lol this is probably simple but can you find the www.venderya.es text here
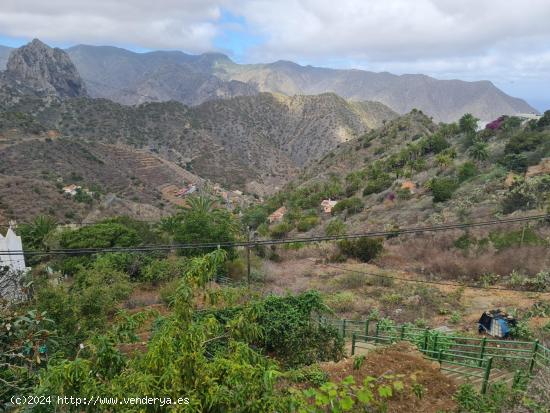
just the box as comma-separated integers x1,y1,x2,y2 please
11,395,190,407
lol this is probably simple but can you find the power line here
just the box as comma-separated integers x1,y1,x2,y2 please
314,259,550,294
0,213,547,256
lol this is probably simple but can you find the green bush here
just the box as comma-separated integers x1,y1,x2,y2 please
164,197,239,257
141,257,188,284
431,177,459,202
505,130,549,154
396,188,412,200
59,222,142,249
242,206,268,229
488,228,546,251
500,153,528,173
425,133,450,154
270,221,293,238
338,237,384,262
454,234,475,250
363,175,393,196
324,291,357,312
501,176,550,213
332,197,363,215
325,218,346,236
458,161,478,182
296,216,320,232
256,292,345,367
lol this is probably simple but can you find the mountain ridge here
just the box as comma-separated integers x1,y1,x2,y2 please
0,41,537,122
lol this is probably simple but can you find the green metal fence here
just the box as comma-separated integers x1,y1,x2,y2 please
321,316,550,393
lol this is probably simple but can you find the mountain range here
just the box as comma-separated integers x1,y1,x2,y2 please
0,40,399,222
0,41,537,122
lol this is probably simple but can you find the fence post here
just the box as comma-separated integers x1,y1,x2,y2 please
365,320,370,342
375,322,380,344
438,349,443,365
529,340,539,375
432,333,439,352
400,324,406,340
481,357,493,395
342,319,347,338
512,370,522,389
479,337,487,367
352,332,356,356
423,328,429,351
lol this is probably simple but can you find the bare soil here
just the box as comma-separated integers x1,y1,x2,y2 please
319,342,457,413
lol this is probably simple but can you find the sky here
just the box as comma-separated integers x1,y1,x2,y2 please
0,0,549,111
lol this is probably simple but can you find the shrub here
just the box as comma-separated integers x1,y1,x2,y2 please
431,177,459,202
141,258,188,284
488,228,546,251
458,161,477,182
168,198,239,257
500,153,528,172
242,205,268,229
505,130,549,154
325,218,346,236
335,272,367,289
59,222,141,249
255,291,345,366
396,188,412,200
338,237,384,262
425,133,450,154
296,216,319,232
454,234,475,250
270,221,293,238
363,175,393,196
332,197,363,215
325,291,357,312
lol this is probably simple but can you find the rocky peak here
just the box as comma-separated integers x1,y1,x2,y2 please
5,38,87,97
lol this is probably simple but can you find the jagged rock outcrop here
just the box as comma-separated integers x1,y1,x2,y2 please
3,39,87,98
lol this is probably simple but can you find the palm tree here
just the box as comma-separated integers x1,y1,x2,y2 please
20,215,57,249
468,141,489,162
186,196,213,213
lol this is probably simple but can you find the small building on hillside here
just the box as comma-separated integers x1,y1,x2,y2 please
62,184,81,196
400,180,417,194
320,199,338,214
268,206,287,224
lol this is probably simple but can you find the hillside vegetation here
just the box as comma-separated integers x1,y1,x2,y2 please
250,110,550,233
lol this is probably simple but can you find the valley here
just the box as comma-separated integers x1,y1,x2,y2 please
1,37,549,413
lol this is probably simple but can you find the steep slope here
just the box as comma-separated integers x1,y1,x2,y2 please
261,109,550,238
222,62,536,123
0,132,237,223
194,93,397,165
66,44,257,105
59,43,538,122
0,45,11,70
0,86,397,191
1,39,87,98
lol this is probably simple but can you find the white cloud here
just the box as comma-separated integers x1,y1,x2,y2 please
0,0,224,51
237,0,550,61
0,0,549,108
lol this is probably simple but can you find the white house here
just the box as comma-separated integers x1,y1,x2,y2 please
0,227,29,301
0,227,27,272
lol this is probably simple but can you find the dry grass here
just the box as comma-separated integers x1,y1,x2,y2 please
380,236,549,280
